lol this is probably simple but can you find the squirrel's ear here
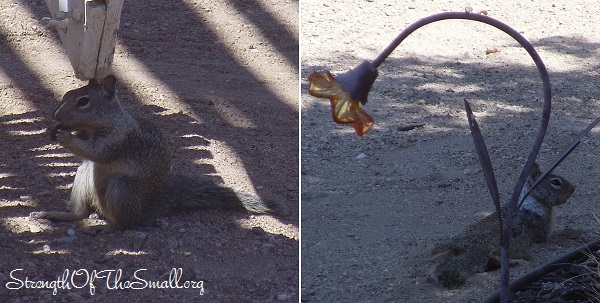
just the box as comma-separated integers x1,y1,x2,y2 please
529,162,541,179
101,75,117,96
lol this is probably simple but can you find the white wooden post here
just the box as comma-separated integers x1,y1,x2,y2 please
43,0,124,80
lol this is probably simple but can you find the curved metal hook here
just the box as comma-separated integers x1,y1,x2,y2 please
371,12,551,209
367,12,552,301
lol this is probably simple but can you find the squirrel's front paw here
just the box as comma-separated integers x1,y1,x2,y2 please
47,125,61,141
54,128,76,144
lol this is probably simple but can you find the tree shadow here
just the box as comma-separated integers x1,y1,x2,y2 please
534,35,600,59
303,34,600,133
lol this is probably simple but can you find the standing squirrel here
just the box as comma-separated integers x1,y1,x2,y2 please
429,163,575,288
33,76,277,230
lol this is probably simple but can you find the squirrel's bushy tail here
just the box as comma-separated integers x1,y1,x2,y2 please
434,260,468,288
432,250,488,288
161,173,279,214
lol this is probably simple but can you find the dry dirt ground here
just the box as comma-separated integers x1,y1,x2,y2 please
0,0,298,302
301,1,600,302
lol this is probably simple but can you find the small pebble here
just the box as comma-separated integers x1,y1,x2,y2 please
277,292,292,301
29,224,42,233
355,153,367,160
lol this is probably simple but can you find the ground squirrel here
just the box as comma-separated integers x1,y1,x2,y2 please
33,76,277,230
429,163,575,288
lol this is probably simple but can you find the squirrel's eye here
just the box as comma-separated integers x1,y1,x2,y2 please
550,178,562,187
76,97,90,108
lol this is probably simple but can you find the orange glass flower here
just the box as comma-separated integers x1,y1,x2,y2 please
307,70,374,135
